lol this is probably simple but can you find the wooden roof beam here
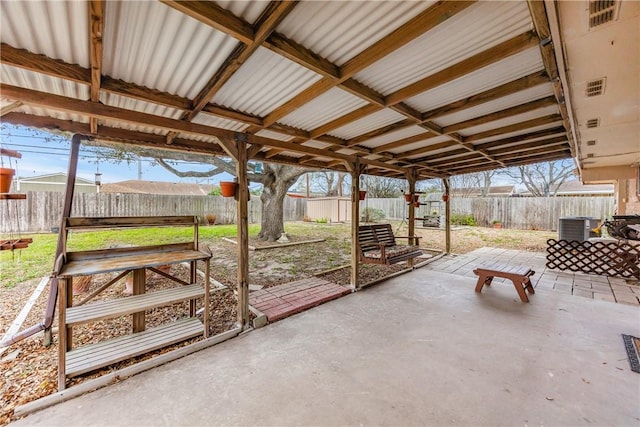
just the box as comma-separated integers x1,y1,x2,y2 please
421,71,549,121
473,126,566,151
183,1,297,121
385,31,539,106
1,84,407,175
88,0,104,134
0,101,23,116
160,1,254,44
261,0,474,127
463,114,562,143
440,96,557,134
371,132,434,154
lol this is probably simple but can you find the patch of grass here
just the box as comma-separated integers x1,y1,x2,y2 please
0,224,262,288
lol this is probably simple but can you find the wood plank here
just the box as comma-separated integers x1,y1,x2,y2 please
340,1,476,78
66,318,204,377
372,132,433,154
60,249,210,277
66,284,204,326
422,71,549,121
159,1,254,44
66,215,196,228
385,31,539,105
473,126,566,150
310,104,380,139
346,119,416,146
441,96,557,134
89,0,104,133
66,243,194,262
0,193,26,199
265,32,340,79
2,85,407,175
0,43,90,83
463,114,562,142
0,238,33,251
0,101,23,117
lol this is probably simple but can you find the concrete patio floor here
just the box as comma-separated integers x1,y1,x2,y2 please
13,257,640,426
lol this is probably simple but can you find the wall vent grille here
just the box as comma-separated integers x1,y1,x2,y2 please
586,140,597,146
586,78,606,97
586,118,600,128
589,0,619,28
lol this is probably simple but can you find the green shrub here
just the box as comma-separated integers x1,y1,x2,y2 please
315,217,329,224
361,207,386,223
450,213,476,226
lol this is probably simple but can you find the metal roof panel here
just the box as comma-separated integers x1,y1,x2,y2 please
213,1,269,25
254,129,297,142
1,65,89,100
359,126,429,149
328,109,406,140
354,2,533,95
20,105,88,125
211,47,323,117
459,105,560,135
0,0,89,67
434,84,556,127
278,88,368,131
405,48,544,113
191,113,249,132
103,1,239,99
389,135,453,154
100,93,184,120
276,1,435,66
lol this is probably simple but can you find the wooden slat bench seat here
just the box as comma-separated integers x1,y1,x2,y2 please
66,284,204,326
66,318,203,377
473,265,536,302
358,224,422,265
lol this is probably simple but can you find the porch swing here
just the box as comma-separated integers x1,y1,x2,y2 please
0,148,32,252
357,175,422,265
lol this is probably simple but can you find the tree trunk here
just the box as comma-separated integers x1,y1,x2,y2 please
258,175,295,241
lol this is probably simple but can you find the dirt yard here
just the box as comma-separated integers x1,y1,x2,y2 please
0,223,555,424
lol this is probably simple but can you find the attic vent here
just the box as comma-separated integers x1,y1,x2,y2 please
589,0,619,28
587,153,595,158
586,78,606,97
586,118,600,128
586,140,597,146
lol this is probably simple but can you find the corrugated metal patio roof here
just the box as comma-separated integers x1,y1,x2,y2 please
1,0,636,180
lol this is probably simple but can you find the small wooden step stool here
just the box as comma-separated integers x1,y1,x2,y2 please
473,265,536,302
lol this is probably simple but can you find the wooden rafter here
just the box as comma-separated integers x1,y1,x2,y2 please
462,114,562,142
88,0,104,134
0,101,23,116
421,71,549,121
1,85,414,176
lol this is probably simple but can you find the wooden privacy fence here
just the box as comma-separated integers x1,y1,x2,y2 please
1,192,306,233
339,196,614,231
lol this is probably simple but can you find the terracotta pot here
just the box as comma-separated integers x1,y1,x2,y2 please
404,194,412,202
442,194,449,202
412,194,420,203
0,168,15,193
220,181,238,197
359,190,367,201
493,223,502,229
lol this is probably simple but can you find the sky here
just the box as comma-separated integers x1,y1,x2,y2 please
0,124,236,185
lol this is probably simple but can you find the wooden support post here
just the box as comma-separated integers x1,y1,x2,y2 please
234,134,250,328
189,260,197,316
57,277,69,390
349,160,364,289
132,269,145,333
406,169,418,268
46,134,84,346
443,177,451,254
204,259,210,338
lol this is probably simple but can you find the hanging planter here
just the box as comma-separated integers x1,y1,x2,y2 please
404,194,412,202
442,194,449,202
412,194,420,203
0,168,15,193
359,190,367,201
219,181,238,197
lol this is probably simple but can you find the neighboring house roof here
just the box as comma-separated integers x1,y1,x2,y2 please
100,180,215,196
451,185,516,197
18,172,94,185
553,180,614,195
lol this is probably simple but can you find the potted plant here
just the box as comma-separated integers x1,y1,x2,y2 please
492,220,502,229
219,181,238,197
404,193,412,202
359,190,367,200
442,194,449,202
0,167,15,193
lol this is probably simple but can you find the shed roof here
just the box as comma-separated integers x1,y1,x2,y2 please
1,1,637,181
